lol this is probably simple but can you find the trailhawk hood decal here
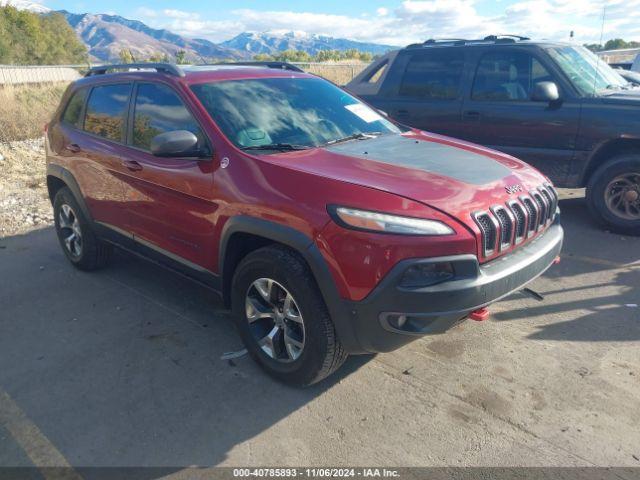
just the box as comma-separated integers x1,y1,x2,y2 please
325,133,512,185
262,130,548,224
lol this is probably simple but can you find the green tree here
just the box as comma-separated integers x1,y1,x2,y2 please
0,6,87,64
175,50,187,64
119,49,135,63
253,53,274,61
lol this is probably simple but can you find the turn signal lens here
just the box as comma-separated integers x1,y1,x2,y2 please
333,207,454,235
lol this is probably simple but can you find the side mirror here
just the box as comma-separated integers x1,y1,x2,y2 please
150,130,202,157
531,81,560,103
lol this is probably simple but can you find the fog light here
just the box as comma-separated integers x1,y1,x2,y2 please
400,262,454,288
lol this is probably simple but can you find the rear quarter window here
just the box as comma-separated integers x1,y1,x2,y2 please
61,88,88,128
84,83,132,142
399,50,465,99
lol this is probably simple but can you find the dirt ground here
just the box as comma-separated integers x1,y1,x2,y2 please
0,139,53,239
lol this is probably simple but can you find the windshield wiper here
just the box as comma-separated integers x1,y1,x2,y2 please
324,132,382,146
241,143,310,152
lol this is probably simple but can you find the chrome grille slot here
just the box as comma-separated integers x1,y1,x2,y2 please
493,207,513,250
473,212,497,257
544,184,559,220
509,201,527,243
540,188,554,222
532,191,547,228
522,197,538,236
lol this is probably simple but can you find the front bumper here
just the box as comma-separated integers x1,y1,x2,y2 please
343,222,563,353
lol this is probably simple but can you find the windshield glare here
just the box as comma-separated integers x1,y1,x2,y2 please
547,45,628,95
191,77,401,149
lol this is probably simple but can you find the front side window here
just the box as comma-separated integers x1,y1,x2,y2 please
547,45,627,96
62,88,88,128
472,51,552,101
84,83,132,142
191,77,401,149
132,83,204,151
398,50,464,99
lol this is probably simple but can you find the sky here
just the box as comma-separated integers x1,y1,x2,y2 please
27,0,640,46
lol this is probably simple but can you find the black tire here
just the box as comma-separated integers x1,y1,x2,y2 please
53,187,112,270
586,154,640,234
231,245,348,387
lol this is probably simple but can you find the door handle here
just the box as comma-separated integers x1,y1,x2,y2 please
65,143,81,153
463,111,481,120
122,159,143,172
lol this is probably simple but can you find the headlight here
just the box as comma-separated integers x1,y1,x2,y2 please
331,206,454,235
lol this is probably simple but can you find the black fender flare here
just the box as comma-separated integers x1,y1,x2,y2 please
46,164,93,222
219,216,361,353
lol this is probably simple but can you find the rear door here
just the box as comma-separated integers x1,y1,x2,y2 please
460,47,581,183
374,48,467,138
57,83,133,231
117,81,218,270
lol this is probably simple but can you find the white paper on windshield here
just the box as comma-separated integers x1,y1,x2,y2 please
345,103,383,123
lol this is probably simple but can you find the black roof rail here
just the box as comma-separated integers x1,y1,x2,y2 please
483,35,530,42
86,63,185,77
207,61,304,72
406,35,531,49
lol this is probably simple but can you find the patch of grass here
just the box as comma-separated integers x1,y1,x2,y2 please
0,82,69,143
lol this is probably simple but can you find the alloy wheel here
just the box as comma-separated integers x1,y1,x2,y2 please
604,173,640,221
58,204,83,257
245,278,305,362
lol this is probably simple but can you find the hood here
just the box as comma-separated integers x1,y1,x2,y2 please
599,88,640,106
265,130,548,230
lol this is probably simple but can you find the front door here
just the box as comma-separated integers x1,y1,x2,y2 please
461,49,580,183
118,81,218,271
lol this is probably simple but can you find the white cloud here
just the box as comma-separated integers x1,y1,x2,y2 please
134,0,640,45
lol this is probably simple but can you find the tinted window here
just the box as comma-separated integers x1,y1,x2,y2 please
472,51,551,101
191,77,401,149
84,83,132,142
62,88,87,127
132,83,204,151
399,51,464,99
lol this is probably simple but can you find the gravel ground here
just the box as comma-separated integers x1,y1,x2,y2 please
0,138,53,238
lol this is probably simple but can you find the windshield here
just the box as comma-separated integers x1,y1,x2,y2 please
191,77,401,150
547,45,628,95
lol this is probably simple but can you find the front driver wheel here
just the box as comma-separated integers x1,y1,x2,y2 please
586,154,640,234
231,245,348,386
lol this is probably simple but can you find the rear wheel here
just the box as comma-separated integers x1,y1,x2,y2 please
231,245,348,386
586,154,640,234
53,187,112,270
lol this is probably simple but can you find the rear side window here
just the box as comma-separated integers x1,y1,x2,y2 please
132,83,204,151
472,51,551,101
84,83,132,142
62,88,88,128
399,50,464,99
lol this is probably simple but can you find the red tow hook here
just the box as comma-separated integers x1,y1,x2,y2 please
553,256,561,265
469,307,490,322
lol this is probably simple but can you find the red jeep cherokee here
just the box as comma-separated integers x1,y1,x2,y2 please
46,62,563,386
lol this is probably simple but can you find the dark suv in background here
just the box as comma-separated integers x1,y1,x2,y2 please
347,36,640,233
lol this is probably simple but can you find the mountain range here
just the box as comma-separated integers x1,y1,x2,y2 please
1,0,395,62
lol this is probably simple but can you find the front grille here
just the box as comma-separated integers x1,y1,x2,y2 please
493,207,513,249
509,201,527,242
532,192,547,228
474,212,496,256
522,197,538,235
473,183,557,259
